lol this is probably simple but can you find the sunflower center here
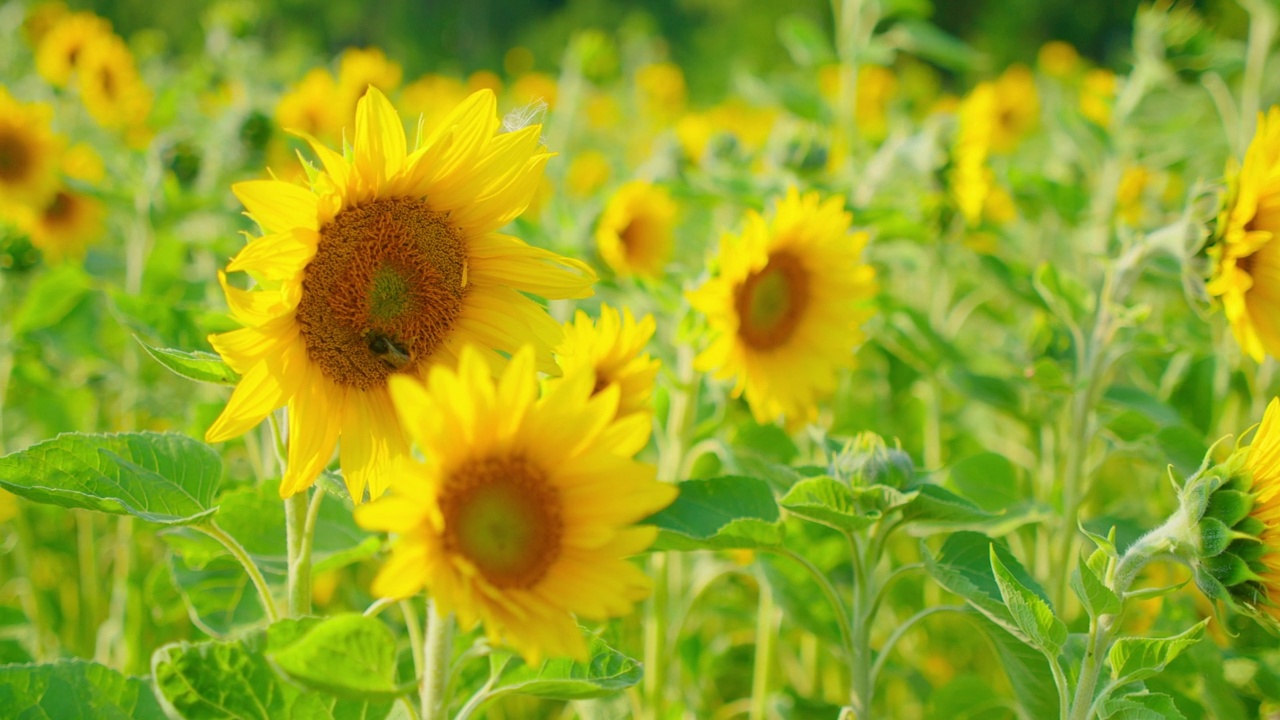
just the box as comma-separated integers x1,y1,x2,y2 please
43,192,74,226
1239,250,1258,278
734,250,811,350
440,454,563,589
619,219,644,260
0,130,30,182
295,197,468,390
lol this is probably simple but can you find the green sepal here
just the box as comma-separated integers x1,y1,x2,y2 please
1203,552,1260,587
1197,517,1233,558
1227,536,1265,564
1204,489,1253,528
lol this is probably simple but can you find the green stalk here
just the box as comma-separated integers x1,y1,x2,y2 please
76,512,100,654
749,573,777,720
847,534,873,718
421,600,455,720
402,600,425,680
1240,0,1277,145
285,492,312,617
196,522,279,623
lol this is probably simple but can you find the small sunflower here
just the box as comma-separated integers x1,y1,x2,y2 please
355,345,676,663
0,88,62,208
565,149,611,198
1208,107,1280,362
989,65,1038,153
595,181,676,278
399,74,470,135
688,187,876,426
276,68,344,143
34,10,110,87
951,83,996,226
205,87,595,501
76,33,152,134
14,186,103,263
336,47,402,116
556,304,660,422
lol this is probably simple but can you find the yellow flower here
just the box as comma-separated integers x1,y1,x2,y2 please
820,64,899,141
205,87,596,501
990,65,1038,153
337,47,402,110
35,10,110,87
585,93,621,130
0,488,15,524
14,187,104,263
595,181,676,278
556,304,660,422
61,143,104,184
951,83,996,225
276,68,344,143
675,100,778,163
1208,108,1280,362
1081,69,1116,127
355,345,675,663
687,188,877,426
1243,398,1280,619
1037,41,1081,79
511,72,558,111
0,88,62,208
399,74,470,134
1116,165,1150,226
468,70,503,96
77,33,152,134
636,62,686,123
566,150,610,198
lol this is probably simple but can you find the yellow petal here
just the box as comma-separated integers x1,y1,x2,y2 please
353,86,406,189
232,180,319,234
281,366,344,496
339,388,410,502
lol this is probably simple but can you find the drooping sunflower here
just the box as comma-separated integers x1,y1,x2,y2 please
0,88,62,208
205,87,596,501
1208,107,1280,363
687,187,877,426
556,304,660,422
34,10,110,87
595,181,676,278
13,186,103,263
355,345,676,663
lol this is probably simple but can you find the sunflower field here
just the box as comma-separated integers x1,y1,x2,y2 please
5,0,1280,718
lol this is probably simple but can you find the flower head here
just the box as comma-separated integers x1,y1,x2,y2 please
687,188,877,426
595,181,676,278
356,346,675,663
76,33,152,138
1208,107,1280,362
556,304,660,423
13,187,103,263
35,10,110,87
205,87,595,501
0,88,62,208
276,68,344,143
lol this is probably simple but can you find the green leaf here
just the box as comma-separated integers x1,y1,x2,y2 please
0,659,167,719
882,19,982,71
151,619,394,720
1071,550,1122,618
138,338,240,385
899,484,999,534
494,634,642,700
948,453,1018,512
925,532,1052,641
1108,619,1209,684
990,546,1067,656
643,476,784,551
948,369,1022,417
957,611,1061,719
1157,425,1211,479
12,264,91,336
777,14,834,66
268,614,403,701
1099,692,1187,720
779,476,879,532
0,432,221,525
169,554,268,638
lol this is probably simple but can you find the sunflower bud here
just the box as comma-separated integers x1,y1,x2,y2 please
830,432,914,489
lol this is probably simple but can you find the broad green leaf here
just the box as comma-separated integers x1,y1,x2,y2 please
0,432,221,525
925,532,1051,640
151,619,394,720
163,481,377,576
957,611,1061,719
644,476,784,551
1099,692,1186,720
1157,425,1211,479
1071,550,1121,618
779,476,878,532
899,484,1001,535
12,264,91,336
948,453,1018,512
990,546,1067,656
1109,619,1209,684
170,554,269,638
493,634,642,700
268,614,403,701
0,659,166,720
948,370,1022,417
138,338,240,385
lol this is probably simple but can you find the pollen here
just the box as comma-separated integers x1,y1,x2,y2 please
439,453,563,589
295,197,468,389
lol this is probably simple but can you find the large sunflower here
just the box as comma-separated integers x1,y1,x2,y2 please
556,304,660,422
206,87,596,501
0,88,62,208
688,187,877,426
355,345,675,663
1208,107,1280,362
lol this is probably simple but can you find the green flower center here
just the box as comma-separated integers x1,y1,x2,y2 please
734,250,810,350
440,454,563,589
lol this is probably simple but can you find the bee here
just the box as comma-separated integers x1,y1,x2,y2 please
367,331,412,370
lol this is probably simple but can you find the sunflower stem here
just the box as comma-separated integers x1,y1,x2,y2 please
285,491,312,617
421,599,455,720
749,571,777,720
196,522,279,623
1240,0,1277,146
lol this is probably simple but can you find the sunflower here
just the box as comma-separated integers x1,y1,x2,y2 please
1080,69,1116,127
556,304,660,422
399,74,470,135
14,186,103,263
0,88,62,208
336,47,402,117
595,181,676,278
1208,107,1280,363
566,150,611,198
34,10,110,87
951,83,996,226
355,345,675,663
276,68,344,143
687,187,877,426
76,33,152,134
989,64,1037,153
635,62,686,123
1242,398,1280,619
205,87,596,501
